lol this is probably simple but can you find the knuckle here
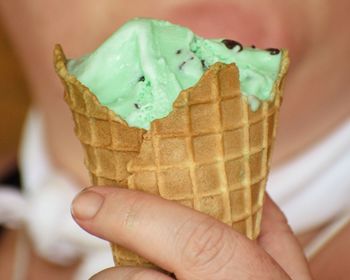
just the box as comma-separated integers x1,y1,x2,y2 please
129,269,167,280
118,191,147,229
129,269,147,280
178,217,234,273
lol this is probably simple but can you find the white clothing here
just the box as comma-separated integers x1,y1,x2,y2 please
268,118,350,234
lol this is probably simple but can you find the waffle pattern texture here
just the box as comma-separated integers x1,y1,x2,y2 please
54,44,289,268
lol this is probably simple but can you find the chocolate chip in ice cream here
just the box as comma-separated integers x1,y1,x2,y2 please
221,39,243,52
201,59,208,70
179,61,186,70
138,76,145,82
265,48,280,55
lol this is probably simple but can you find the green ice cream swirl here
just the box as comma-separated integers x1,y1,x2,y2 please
67,18,282,130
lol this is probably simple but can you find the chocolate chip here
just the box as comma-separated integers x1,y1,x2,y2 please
251,45,256,49
201,59,207,70
265,48,280,55
134,103,140,109
179,61,186,70
190,56,194,60
221,39,243,52
138,76,145,82
176,49,181,54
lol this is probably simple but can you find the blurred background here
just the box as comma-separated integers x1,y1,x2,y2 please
0,22,30,181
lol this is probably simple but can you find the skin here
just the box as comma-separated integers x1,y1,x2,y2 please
0,0,349,278
71,188,312,279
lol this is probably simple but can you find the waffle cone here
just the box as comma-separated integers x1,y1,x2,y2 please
54,44,289,269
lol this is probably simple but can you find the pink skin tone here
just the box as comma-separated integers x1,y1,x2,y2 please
0,0,349,278
72,187,312,279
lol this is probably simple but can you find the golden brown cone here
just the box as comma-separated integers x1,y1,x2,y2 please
54,44,289,269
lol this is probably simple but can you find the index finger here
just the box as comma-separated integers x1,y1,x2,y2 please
72,186,289,279
259,194,312,280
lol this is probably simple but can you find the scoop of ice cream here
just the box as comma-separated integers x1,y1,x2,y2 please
67,18,283,130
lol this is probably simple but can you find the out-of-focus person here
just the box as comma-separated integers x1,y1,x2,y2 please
0,1,349,279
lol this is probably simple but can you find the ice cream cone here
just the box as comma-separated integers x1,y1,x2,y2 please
54,44,289,269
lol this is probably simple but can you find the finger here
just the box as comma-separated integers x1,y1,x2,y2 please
90,266,172,280
259,193,312,279
72,187,289,280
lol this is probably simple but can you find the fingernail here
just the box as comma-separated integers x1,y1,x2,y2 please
71,190,104,220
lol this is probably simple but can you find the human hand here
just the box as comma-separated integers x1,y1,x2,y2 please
71,187,312,279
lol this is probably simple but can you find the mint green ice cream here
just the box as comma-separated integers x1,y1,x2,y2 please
67,18,283,130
